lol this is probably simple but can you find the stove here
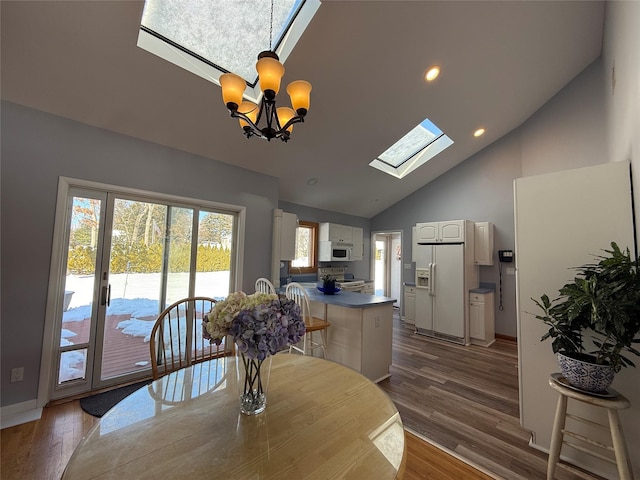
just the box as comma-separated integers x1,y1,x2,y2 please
317,267,365,293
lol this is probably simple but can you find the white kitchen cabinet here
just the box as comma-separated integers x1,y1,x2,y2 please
352,227,363,260
404,284,416,325
469,290,495,346
271,209,298,286
319,222,353,244
415,220,465,243
474,222,494,265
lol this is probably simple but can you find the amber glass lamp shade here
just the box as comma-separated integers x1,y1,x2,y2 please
276,107,296,133
286,80,312,116
256,56,285,98
220,73,247,111
238,101,259,129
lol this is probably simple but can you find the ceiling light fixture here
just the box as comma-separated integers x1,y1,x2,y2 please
219,0,311,142
425,66,440,82
474,128,486,137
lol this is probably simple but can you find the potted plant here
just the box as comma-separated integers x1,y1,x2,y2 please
532,242,640,392
321,274,337,295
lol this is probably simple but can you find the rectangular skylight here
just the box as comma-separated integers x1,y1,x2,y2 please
138,0,320,103
369,118,453,179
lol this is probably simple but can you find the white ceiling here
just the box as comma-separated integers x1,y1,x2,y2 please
1,1,604,218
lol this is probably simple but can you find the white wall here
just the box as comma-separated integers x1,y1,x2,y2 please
515,162,637,478
603,0,640,244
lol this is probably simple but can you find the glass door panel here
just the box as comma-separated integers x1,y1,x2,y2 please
99,199,187,382
195,210,234,299
165,206,194,305
57,195,104,387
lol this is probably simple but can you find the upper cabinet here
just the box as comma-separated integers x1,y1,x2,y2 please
320,222,353,244
319,222,364,261
415,220,465,243
474,222,494,265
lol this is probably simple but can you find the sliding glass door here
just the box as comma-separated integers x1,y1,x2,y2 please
52,187,237,399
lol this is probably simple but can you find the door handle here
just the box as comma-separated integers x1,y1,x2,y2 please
429,263,435,295
101,284,111,306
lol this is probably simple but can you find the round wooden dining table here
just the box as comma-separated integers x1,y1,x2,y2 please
62,353,406,479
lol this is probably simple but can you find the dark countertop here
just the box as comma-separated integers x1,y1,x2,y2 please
469,287,495,294
278,284,396,308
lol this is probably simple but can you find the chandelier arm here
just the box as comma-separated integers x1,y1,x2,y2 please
229,110,260,134
279,115,304,132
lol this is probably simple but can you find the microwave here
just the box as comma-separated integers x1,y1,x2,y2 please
319,241,353,261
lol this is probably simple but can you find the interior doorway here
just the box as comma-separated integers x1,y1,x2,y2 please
372,231,402,307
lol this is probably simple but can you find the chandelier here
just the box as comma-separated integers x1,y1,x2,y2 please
218,2,312,142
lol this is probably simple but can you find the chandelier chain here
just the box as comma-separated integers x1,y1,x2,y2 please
269,0,274,51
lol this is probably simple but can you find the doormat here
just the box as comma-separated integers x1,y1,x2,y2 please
80,380,152,417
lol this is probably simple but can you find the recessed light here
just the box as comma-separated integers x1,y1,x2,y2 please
473,128,486,137
307,177,318,185
425,66,440,82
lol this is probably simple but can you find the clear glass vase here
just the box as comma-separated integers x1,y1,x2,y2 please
235,351,272,415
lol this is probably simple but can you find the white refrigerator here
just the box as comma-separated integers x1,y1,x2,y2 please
414,243,468,343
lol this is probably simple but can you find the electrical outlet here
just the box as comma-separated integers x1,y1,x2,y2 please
506,267,515,275
11,367,24,383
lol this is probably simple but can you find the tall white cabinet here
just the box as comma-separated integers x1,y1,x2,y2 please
271,209,297,286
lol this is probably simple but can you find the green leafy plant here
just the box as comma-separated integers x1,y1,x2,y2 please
321,274,336,284
532,242,640,373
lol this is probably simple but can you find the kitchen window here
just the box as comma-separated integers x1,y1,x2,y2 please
291,221,317,273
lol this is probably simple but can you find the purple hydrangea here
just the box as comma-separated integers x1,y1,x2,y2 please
228,298,305,360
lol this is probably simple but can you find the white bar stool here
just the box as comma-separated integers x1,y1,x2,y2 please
547,374,633,480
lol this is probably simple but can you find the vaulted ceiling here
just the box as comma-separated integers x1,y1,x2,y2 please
1,1,604,218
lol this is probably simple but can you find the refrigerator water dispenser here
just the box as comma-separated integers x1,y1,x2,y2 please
416,268,430,289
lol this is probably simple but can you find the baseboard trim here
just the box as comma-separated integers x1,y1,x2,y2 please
495,333,517,343
1,400,42,429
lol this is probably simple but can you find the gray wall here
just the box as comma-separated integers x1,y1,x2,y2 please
0,101,279,407
371,58,607,337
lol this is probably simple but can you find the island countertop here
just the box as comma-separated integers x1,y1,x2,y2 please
278,284,395,308
309,289,396,308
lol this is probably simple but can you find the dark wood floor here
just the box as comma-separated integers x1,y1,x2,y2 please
378,315,603,480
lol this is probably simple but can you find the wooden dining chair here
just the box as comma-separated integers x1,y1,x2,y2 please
285,282,330,359
255,277,277,295
149,296,229,379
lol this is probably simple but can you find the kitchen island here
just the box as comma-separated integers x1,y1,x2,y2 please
286,285,396,382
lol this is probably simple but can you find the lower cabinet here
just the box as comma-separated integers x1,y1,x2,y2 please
469,290,495,346
404,285,416,325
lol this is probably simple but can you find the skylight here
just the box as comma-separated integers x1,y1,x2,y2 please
369,118,454,179
138,0,320,103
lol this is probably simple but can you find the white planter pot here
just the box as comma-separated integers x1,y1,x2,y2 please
557,352,615,393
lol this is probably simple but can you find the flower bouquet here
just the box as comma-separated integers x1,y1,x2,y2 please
203,291,305,414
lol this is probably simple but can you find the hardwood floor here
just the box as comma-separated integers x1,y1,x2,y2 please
1,315,605,480
379,316,603,480
0,399,491,480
